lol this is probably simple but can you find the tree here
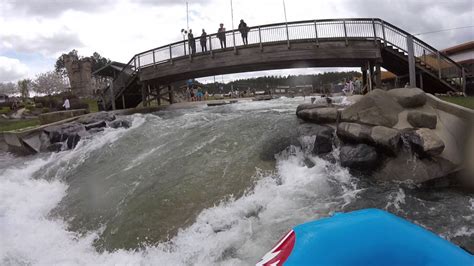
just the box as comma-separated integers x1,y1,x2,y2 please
32,71,69,96
90,52,111,73
55,49,79,77
17,79,31,99
0,82,18,95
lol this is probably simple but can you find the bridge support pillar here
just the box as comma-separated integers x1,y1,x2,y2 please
168,85,174,104
368,61,374,92
418,73,423,90
406,35,417,88
141,83,147,107
375,63,381,89
361,65,367,92
110,82,116,110
122,94,126,109
156,85,162,106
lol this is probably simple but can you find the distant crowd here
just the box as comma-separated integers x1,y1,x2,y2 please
186,19,250,54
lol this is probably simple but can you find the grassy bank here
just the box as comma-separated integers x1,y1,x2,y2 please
438,96,474,110
0,118,40,132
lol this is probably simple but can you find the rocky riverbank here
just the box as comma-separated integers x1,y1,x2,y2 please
296,88,474,187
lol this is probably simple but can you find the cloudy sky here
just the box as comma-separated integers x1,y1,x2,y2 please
0,0,472,83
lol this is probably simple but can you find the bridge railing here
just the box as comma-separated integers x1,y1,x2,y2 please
105,18,464,108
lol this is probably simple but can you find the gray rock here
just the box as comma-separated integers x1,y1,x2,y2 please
77,111,116,124
88,127,105,134
341,89,403,127
297,107,338,123
47,143,64,152
404,128,445,156
297,123,335,154
374,152,456,183
387,87,427,108
44,123,86,143
85,120,107,130
407,110,437,129
296,103,328,114
370,126,401,155
339,144,379,170
337,122,371,143
109,119,131,129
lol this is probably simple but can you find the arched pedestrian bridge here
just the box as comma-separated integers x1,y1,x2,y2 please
96,18,467,110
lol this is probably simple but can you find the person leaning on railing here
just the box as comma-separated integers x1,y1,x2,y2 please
188,29,196,54
200,29,208,52
217,23,226,48
238,19,249,45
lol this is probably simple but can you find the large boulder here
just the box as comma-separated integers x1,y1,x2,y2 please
387,87,427,108
341,89,403,127
337,122,371,143
374,152,456,183
296,103,328,114
403,128,445,156
339,144,379,170
407,110,437,129
370,126,401,155
297,123,335,154
297,107,338,123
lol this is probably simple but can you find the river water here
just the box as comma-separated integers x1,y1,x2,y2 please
1,97,473,265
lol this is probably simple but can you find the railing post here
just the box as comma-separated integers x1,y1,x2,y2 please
406,35,416,87
137,55,141,70
314,20,319,47
285,23,290,49
153,50,156,68
209,35,213,57
232,30,237,54
258,26,263,51
422,49,426,65
343,19,348,46
381,21,386,46
372,19,377,45
183,40,187,56
133,57,137,70
169,45,173,64
437,51,442,79
462,67,466,96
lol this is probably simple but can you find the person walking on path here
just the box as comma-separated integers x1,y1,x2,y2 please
238,19,249,45
188,29,196,54
62,98,70,110
200,29,208,52
217,23,226,49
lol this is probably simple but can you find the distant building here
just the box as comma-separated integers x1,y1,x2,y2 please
0,94,9,103
441,41,474,95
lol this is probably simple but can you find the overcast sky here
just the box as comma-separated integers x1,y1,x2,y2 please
0,0,472,83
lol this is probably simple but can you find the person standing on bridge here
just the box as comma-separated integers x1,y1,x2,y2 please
217,23,226,49
238,19,250,45
188,29,196,54
200,29,208,52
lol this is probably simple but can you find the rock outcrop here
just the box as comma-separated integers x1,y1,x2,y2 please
295,87,473,186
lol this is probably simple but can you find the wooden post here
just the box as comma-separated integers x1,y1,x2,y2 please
406,35,416,87
362,65,368,90
462,67,466,96
258,27,263,51
122,94,126,109
375,62,381,88
141,83,147,107
153,50,156,67
168,85,174,104
368,61,374,92
314,20,319,47
437,51,442,79
110,81,116,110
209,35,213,57
169,45,173,64
418,73,423,90
157,86,161,106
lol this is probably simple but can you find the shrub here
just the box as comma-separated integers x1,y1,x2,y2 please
42,107,50,113
35,102,43,109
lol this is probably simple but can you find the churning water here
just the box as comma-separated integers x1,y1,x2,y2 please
1,97,473,265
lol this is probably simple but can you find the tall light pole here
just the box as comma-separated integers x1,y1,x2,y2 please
230,0,236,52
186,1,189,30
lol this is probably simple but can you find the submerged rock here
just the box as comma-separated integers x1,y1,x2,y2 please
77,111,116,124
339,144,379,170
44,123,86,143
109,119,131,129
387,87,427,108
407,110,437,129
296,103,328,114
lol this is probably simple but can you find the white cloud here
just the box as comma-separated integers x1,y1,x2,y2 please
0,56,29,82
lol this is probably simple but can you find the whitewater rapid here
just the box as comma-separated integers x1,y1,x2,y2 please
1,98,472,265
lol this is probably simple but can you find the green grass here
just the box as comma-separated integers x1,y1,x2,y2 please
0,107,11,114
439,96,474,110
84,99,99,113
0,118,40,132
